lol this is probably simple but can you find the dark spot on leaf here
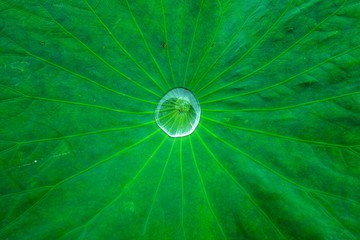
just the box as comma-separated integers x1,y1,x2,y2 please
285,27,294,33
297,80,319,88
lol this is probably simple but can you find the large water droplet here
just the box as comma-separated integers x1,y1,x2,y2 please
155,88,201,138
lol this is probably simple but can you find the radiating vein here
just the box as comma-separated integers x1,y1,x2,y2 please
15,121,154,145
0,129,161,235
200,124,359,204
189,136,227,239
58,135,168,240
183,0,204,87
142,140,175,235
23,95,153,115
188,0,224,89
161,0,176,87
41,6,162,98
199,0,348,99
0,185,51,225
124,0,171,90
0,186,52,200
199,123,305,187
191,2,261,90
196,0,294,94
305,192,355,238
309,189,360,207
0,96,26,104
180,138,186,239
0,144,18,155
202,116,353,148
83,0,167,92
349,148,360,160
200,44,360,103
202,91,360,112
4,37,157,105
0,84,24,96
196,130,287,239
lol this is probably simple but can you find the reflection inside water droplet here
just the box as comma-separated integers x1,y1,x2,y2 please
155,88,201,138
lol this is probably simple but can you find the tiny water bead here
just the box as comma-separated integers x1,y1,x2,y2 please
155,88,201,138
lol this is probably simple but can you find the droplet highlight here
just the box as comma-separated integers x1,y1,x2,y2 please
155,88,201,138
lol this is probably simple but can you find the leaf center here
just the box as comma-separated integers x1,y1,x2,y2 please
155,88,201,138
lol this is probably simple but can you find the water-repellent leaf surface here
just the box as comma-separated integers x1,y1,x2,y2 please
1,0,360,239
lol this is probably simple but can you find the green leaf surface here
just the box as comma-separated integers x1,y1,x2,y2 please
1,0,360,239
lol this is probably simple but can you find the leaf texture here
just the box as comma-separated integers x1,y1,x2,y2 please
0,0,359,239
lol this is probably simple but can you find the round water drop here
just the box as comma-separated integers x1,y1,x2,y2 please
155,88,201,138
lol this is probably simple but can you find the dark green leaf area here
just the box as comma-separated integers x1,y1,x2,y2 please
1,0,359,239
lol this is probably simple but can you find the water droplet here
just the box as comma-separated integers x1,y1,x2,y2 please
155,88,201,138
